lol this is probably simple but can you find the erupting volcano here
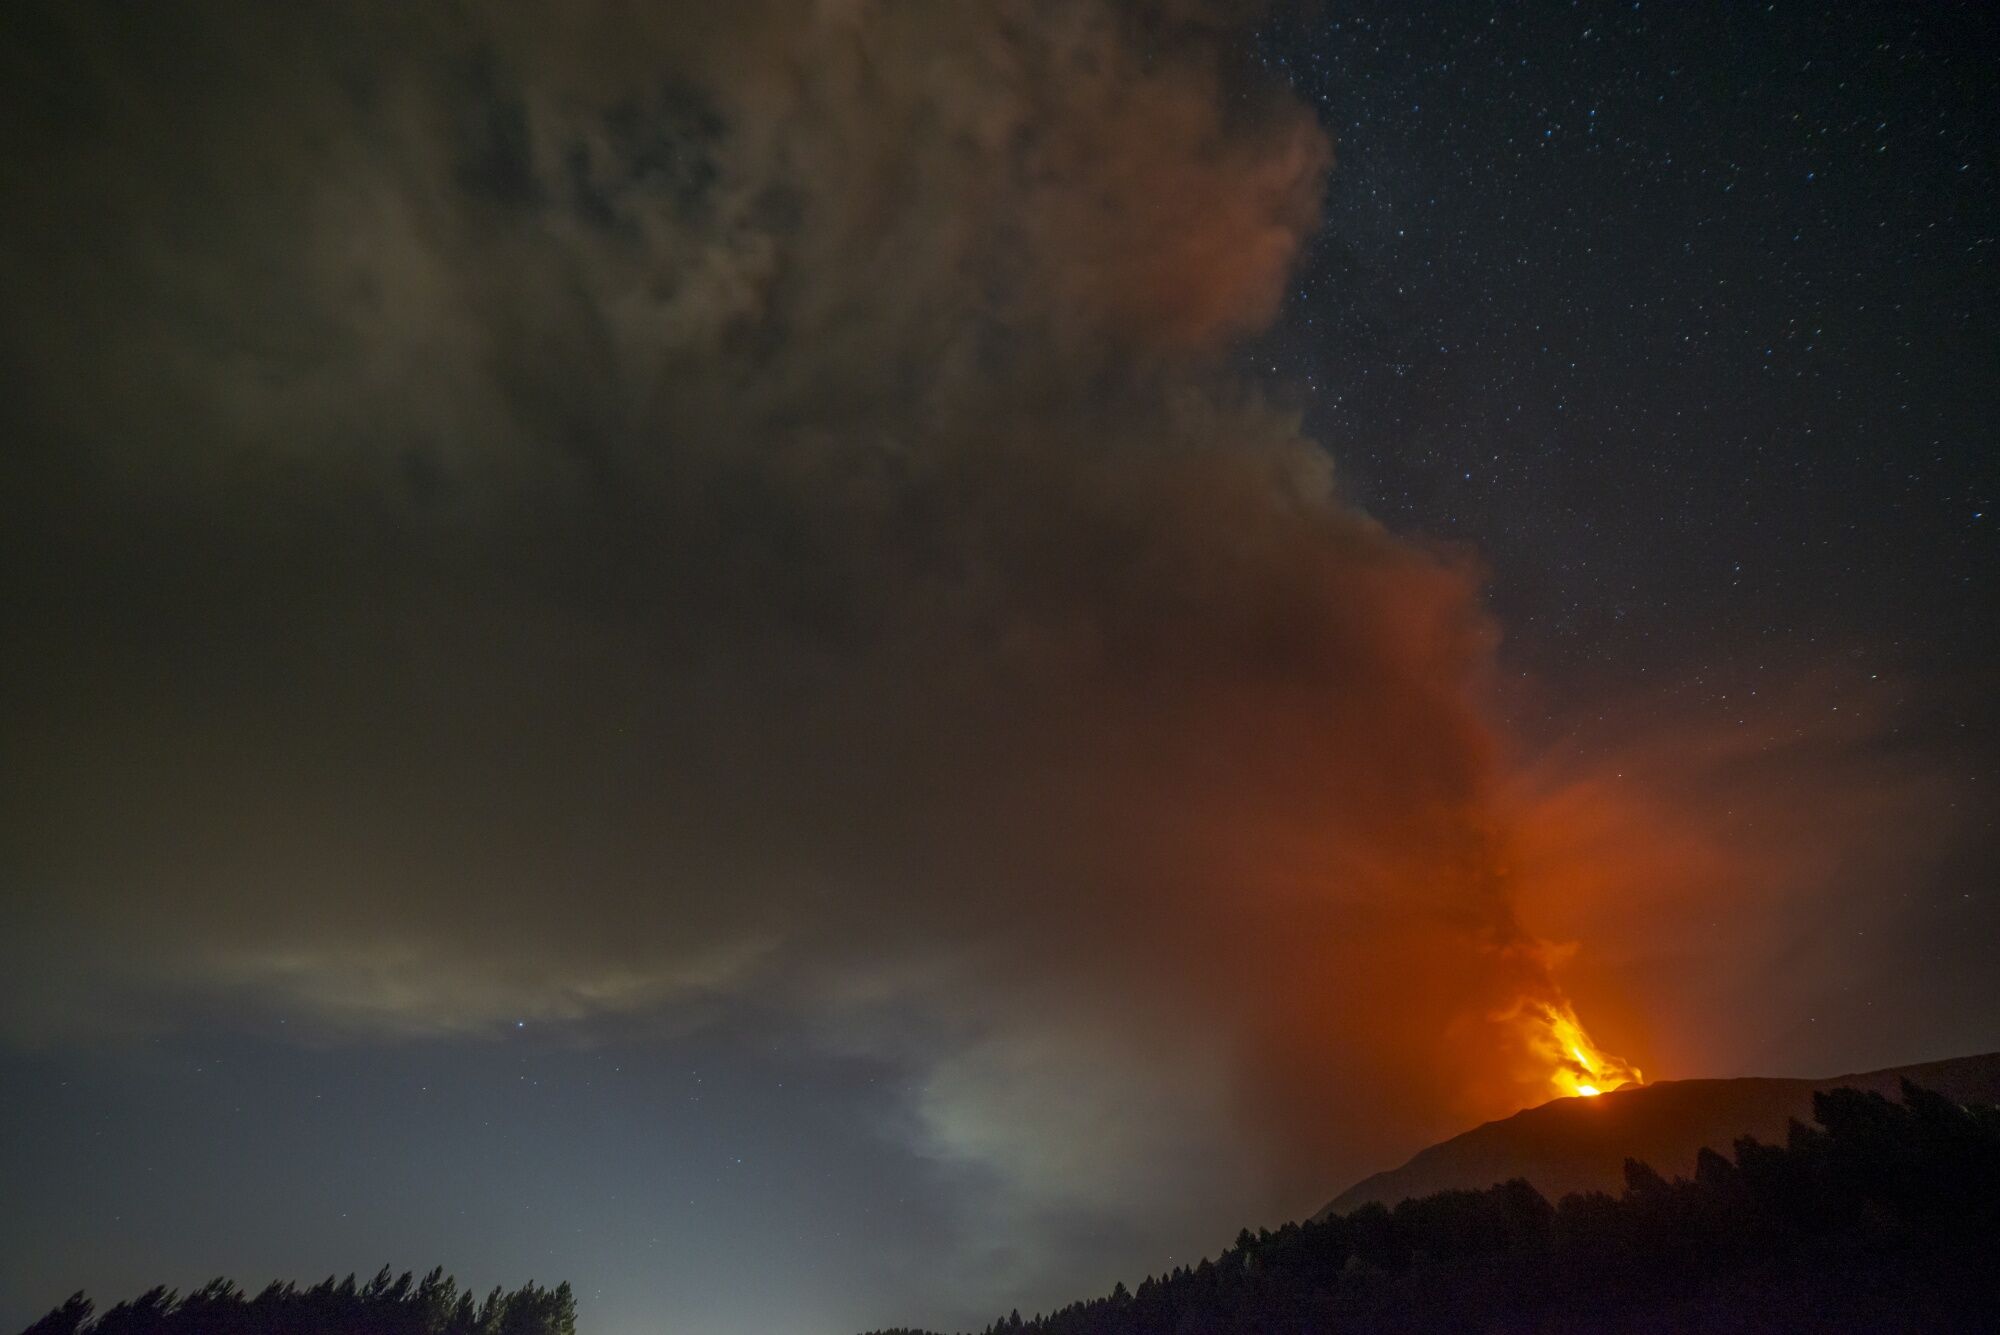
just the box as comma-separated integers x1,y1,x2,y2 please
1484,935,1647,1106
1521,998,1644,1101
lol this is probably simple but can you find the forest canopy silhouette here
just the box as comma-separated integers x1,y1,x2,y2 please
856,1081,2000,1335
25,1082,2000,1335
19,1271,573,1335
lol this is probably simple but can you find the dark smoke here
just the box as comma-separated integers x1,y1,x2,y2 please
0,0,1971,1299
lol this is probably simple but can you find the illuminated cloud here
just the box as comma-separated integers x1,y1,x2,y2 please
1,0,1981,1300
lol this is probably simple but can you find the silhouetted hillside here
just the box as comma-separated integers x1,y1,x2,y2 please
1321,1050,2000,1216
866,1080,2000,1335
15,1269,573,1335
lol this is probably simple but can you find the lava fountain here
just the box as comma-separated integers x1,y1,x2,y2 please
1518,997,1644,1099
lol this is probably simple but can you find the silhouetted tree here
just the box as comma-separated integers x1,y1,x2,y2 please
898,1082,2000,1335
19,1295,91,1335
17,1273,574,1335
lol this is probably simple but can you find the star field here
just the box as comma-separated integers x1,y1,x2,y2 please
1253,0,1995,695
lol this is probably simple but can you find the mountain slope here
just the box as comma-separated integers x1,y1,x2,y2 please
1317,1050,2000,1218
882,1070,2000,1335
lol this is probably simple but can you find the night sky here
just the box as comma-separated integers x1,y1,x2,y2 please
2,5,1994,1335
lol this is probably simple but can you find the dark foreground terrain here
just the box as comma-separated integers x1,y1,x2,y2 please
867,1080,2000,1335
20,1081,1999,1335
18,1274,573,1335
1322,1050,2000,1216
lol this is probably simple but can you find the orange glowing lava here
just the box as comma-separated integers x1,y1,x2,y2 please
1520,997,1643,1101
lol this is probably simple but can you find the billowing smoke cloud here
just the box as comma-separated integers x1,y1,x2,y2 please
0,0,1976,1303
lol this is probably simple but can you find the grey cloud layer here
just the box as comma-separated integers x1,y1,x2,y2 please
15,2,1884,1298
7,7,1979,1307
3,0,1513,1222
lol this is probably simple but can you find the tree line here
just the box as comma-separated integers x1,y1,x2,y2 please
23,1081,1998,1335
867,1080,2000,1335
18,1269,574,1335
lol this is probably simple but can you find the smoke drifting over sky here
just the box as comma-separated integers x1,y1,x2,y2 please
2,2,1993,1329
